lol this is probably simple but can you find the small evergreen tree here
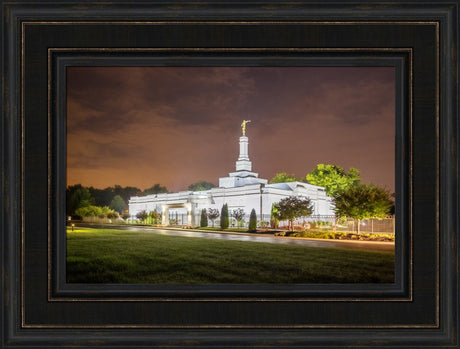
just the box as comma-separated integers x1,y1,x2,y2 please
109,194,127,214
220,203,229,229
200,208,208,227
248,208,257,232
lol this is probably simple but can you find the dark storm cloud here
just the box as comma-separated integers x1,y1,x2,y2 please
67,67,255,133
67,137,146,169
67,66,395,191
244,67,394,127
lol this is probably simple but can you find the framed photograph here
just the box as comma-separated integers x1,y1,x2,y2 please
2,1,458,348
65,64,396,286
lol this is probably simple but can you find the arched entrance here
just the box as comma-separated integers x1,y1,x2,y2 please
161,202,193,227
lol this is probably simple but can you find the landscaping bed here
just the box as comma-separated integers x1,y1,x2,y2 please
274,230,395,242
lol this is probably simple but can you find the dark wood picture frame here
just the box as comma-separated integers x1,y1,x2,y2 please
1,1,458,348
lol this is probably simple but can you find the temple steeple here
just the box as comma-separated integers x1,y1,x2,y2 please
218,121,268,188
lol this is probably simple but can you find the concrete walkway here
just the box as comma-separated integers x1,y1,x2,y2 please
75,224,395,252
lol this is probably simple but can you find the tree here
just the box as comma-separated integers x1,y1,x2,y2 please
89,186,114,207
113,185,142,202
248,208,257,232
305,164,360,197
274,196,313,231
207,208,220,227
200,209,208,227
188,181,216,191
66,184,95,216
89,185,142,207
334,184,393,234
231,208,246,227
220,204,229,229
136,210,148,221
75,205,102,218
110,195,127,214
143,184,168,195
270,203,280,229
268,172,301,184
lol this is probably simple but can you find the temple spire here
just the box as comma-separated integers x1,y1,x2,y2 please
218,120,267,188
236,120,252,172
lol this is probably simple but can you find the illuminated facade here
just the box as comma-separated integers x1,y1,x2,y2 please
128,134,334,226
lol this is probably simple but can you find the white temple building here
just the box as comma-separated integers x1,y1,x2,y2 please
128,122,335,226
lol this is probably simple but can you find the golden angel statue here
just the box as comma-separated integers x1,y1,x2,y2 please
241,120,251,136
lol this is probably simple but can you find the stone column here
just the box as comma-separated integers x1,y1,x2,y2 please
238,136,249,160
235,136,252,171
185,203,192,227
161,205,169,226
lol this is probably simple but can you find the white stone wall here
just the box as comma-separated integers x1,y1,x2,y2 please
128,181,335,224
209,184,262,216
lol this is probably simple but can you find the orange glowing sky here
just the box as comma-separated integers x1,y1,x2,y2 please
67,66,395,192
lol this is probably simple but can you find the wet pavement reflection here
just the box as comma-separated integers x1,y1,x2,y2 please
116,226,394,251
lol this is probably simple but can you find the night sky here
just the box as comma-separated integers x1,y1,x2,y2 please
67,66,395,193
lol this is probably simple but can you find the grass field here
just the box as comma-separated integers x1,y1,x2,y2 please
67,227,395,283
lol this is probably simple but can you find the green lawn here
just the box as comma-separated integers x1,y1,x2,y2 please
67,227,395,283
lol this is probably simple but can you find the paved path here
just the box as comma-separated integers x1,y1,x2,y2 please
77,224,394,251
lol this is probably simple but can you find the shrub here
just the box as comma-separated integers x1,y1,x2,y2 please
147,211,161,224
75,205,102,218
107,211,119,219
283,231,395,242
136,210,148,221
200,209,208,227
220,204,229,229
259,221,269,228
248,209,257,232
101,206,112,215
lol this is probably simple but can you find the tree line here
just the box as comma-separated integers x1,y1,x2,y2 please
66,181,216,218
